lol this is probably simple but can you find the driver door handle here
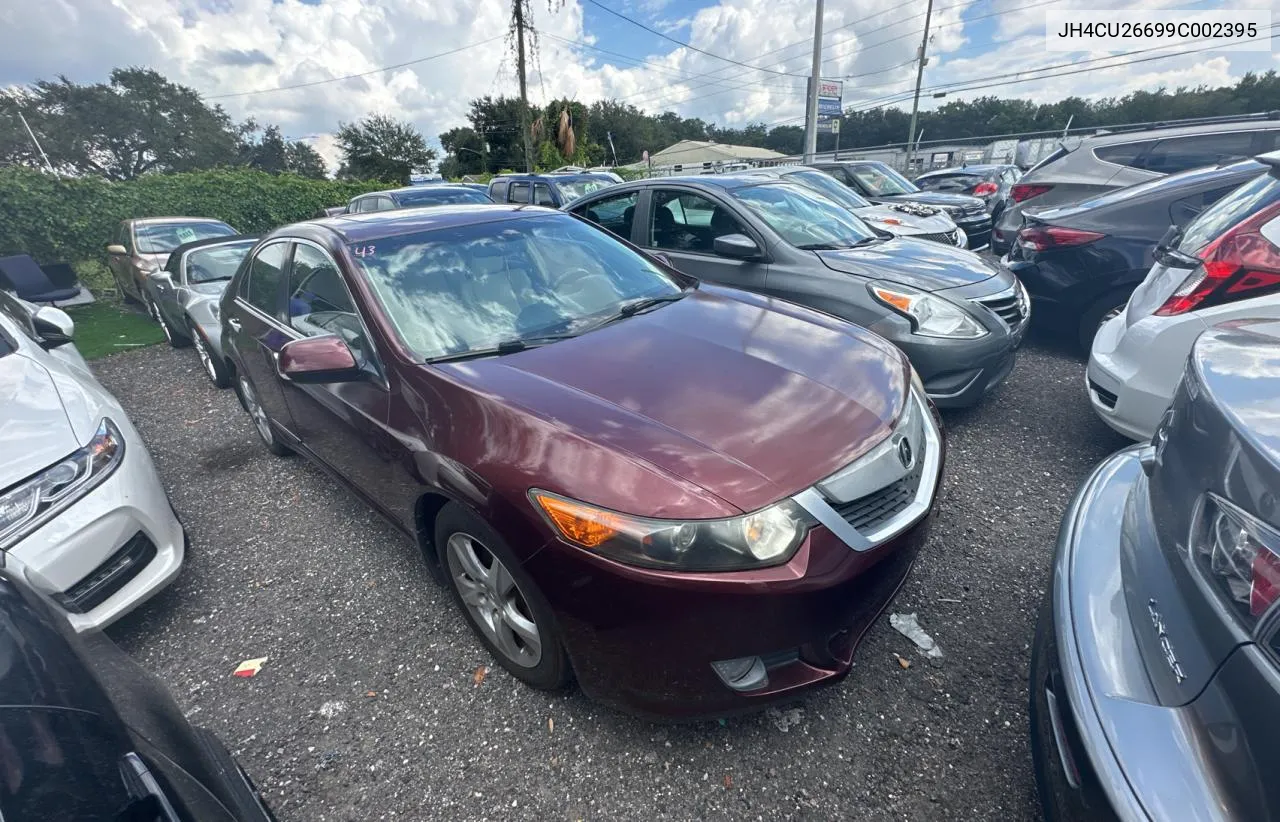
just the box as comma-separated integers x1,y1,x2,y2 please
227,318,242,332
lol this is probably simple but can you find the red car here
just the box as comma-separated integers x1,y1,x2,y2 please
219,205,943,718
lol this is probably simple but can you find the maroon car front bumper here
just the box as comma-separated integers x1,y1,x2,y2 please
521,514,933,720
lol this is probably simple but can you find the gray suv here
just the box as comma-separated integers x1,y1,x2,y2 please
995,116,1280,254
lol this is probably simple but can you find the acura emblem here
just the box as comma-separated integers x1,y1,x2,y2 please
896,437,914,469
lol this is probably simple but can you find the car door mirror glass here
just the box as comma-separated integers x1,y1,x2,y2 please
713,233,760,259
106,244,127,255
32,306,74,349
277,335,362,384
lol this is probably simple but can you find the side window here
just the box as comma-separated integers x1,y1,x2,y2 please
349,198,367,214
574,191,639,241
1139,133,1255,174
376,196,396,212
533,184,556,207
649,190,747,253
1170,184,1247,227
115,224,131,250
287,245,370,364
242,242,289,316
1093,140,1157,169
509,183,532,204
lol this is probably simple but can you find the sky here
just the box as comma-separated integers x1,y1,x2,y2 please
0,0,1275,169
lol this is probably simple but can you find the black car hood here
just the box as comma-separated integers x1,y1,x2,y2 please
816,237,1000,292
870,191,985,210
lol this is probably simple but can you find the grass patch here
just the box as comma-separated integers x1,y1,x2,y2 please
66,301,166,361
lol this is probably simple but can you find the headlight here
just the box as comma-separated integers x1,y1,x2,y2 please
869,282,988,339
529,490,814,571
0,419,125,551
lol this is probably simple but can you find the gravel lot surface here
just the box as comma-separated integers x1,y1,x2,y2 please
95,330,1130,822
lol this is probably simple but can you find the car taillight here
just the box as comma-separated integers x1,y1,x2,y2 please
1010,183,1052,203
1016,225,1105,252
1192,494,1280,629
973,181,998,196
1154,202,1280,316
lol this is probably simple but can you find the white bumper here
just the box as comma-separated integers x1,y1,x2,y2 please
8,416,184,631
1086,311,1208,441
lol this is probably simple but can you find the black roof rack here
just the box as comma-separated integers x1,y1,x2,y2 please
1094,111,1280,137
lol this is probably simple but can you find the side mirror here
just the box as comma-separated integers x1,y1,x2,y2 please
106,244,127,256
150,270,172,284
712,233,761,260
277,335,362,384
32,306,74,349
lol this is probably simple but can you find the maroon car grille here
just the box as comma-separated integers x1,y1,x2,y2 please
829,459,925,533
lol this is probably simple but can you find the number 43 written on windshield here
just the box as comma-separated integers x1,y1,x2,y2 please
352,245,376,258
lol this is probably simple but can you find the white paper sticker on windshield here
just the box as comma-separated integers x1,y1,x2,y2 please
176,227,198,244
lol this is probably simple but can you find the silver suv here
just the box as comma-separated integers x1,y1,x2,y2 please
994,116,1280,254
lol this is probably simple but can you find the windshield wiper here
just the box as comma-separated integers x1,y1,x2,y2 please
797,238,879,251
616,292,686,317
427,333,579,364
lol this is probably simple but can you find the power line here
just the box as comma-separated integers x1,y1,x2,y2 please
583,0,809,77
205,36,504,99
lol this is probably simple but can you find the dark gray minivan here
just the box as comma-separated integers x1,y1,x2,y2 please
1032,318,1280,821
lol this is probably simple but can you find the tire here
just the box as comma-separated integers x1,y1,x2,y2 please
190,323,231,388
235,373,292,457
435,502,570,691
113,269,140,305
191,727,278,822
147,296,190,348
1077,292,1129,353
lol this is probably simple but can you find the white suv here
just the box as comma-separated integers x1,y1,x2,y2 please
1088,152,1280,440
0,293,184,629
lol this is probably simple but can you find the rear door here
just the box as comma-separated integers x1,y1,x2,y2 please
278,242,409,521
644,187,769,290
569,189,639,242
229,240,297,435
509,182,532,204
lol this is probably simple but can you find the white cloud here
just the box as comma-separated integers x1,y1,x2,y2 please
0,0,1272,170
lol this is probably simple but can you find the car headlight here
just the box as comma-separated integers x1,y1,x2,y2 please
0,419,125,551
529,490,814,571
869,282,988,339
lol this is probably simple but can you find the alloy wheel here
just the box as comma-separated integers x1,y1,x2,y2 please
238,375,274,445
148,298,173,343
446,532,542,668
193,332,217,382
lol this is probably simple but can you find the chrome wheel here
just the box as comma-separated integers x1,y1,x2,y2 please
193,332,217,382
1099,305,1123,328
148,298,172,343
238,375,274,445
446,532,542,668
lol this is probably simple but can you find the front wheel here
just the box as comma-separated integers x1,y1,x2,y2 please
235,373,291,457
191,324,231,388
435,503,570,691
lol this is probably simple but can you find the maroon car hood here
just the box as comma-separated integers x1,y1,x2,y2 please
440,288,907,513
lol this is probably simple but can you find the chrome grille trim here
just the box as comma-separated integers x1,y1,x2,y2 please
793,388,942,552
973,281,1030,329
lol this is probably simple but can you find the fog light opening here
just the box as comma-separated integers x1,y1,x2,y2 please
711,656,769,692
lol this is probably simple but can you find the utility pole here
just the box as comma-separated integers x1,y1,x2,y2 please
802,0,825,164
905,0,934,173
513,0,534,173
18,112,54,174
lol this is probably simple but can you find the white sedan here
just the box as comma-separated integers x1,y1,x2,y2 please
0,293,184,630
1088,160,1280,440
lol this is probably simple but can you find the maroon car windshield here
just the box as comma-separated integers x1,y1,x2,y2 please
347,215,684,361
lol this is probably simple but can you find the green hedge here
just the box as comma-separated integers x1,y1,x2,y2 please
0,167,388,274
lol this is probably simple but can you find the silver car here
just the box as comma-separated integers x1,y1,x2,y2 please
143,235,258,388
995,117,1280,254
0,292,184,630
743,166,967,247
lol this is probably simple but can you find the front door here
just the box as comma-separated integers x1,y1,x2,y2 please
643,188,769,290
229,240,297,438
277,243,408,522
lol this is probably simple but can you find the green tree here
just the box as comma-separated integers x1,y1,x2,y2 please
439,126,487,175
0,68,243,179
335,114,436,182
285,141,328,179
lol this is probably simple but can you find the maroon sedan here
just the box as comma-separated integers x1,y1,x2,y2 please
219,205,943,718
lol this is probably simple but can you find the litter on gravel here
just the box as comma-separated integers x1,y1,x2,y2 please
889,613,944,660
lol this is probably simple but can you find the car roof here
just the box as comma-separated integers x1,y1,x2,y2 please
491,172,617,183
358,184,478,198
917,165,1003,176
168,234,259,258
299,203,562,243
130,217,230,226
1083,118,1280,146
